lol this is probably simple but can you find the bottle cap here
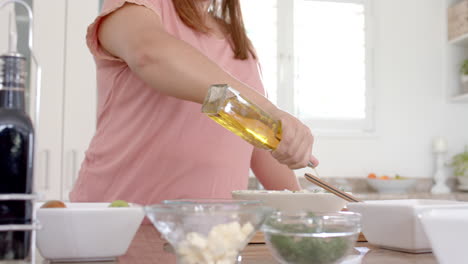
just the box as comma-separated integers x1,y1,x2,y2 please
0,10,27,91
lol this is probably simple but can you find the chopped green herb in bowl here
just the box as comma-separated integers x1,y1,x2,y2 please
262,211,361,264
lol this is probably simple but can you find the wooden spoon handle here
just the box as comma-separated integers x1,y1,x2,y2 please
304,172,362,203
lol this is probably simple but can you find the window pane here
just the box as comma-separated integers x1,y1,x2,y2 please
240,0,278,103
295,0,366,120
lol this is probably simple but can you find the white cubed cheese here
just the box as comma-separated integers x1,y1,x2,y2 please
241,223,254,237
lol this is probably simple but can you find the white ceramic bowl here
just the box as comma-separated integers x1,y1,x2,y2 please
366,178,416,194
36,202,145,262
420,208,468,264
231,190,348,213
347,199,468,253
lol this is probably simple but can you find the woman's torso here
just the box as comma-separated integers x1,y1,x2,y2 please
69,0,265,206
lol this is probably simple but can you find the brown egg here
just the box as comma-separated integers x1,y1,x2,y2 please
41,200,67,208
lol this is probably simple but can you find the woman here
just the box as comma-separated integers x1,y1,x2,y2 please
70,0,318,262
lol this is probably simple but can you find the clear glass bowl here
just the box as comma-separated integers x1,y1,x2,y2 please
262,211,361,264
145,202,274,264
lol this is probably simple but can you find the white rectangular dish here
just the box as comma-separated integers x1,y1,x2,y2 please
347,199,468,253
36,202,144,262
420,208,468,264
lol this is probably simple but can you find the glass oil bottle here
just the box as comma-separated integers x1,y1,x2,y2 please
0,4,35,260
202,84,282,150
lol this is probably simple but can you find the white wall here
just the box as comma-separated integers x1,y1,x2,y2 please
296,0,468,179
3,0,464,181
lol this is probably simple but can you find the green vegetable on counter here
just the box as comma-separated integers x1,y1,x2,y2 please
267,223,354,264
109,200,130,207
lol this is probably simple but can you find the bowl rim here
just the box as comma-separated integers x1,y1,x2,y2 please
231,190,342,196
36,202,142,211
267,211,361,220
262,211,362,235
144,203,274,215
347,199,466,209
162,198,263,205
366,178,416,182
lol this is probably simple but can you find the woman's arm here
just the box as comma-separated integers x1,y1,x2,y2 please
98,3,318,169
99,3,270,110
251,148,301,191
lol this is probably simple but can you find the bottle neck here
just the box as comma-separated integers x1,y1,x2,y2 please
0,53,27,110
0,89,25,110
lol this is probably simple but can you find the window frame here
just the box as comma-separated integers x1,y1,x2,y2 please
276,0,375,136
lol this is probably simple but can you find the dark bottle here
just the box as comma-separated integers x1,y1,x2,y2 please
0,52,34,260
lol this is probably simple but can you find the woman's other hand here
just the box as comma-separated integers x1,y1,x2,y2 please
270,109,319,169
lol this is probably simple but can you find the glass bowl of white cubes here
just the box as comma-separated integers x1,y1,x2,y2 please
145,200,274,264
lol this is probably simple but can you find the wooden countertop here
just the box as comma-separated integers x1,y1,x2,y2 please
36,242,438,264
241,242,438,264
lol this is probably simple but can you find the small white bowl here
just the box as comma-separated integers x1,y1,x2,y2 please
347,199,468,253
231,190,348,213
366,178,416,194
420,208,468,264
36,202,145,262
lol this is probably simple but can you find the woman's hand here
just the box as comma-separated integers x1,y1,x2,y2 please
270,109,319,169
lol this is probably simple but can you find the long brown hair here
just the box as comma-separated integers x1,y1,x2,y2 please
172,0,255,60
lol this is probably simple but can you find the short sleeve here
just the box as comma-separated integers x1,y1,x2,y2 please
86,0,163,61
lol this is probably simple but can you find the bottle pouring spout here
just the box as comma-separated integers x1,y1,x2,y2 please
1,0,42,128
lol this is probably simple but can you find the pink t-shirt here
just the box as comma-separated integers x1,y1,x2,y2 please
69,0,265,206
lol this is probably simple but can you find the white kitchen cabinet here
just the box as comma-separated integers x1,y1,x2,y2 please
32,0,98,200
444,0,468,102
32,0,67,200
60,0,99,199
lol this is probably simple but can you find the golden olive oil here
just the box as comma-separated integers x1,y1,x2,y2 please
202,84,319,172
202,85,282,150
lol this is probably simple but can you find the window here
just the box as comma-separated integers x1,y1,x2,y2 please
241,1,278,104
241,0,373,134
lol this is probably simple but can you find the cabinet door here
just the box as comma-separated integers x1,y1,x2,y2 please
33,0,67,200
61,0,99,200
